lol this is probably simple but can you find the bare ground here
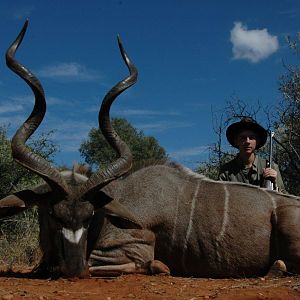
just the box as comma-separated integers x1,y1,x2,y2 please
0,267,300,300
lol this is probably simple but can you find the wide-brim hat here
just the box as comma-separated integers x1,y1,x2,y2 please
226,117,268,149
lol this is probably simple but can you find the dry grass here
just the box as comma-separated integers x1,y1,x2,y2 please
0,208,41,268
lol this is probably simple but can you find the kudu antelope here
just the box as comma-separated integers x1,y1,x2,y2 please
1,21,300,279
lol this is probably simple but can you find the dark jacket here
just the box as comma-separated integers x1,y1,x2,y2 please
219,155,285,192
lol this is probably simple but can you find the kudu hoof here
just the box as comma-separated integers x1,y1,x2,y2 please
147,260,170,275
265,260,287,278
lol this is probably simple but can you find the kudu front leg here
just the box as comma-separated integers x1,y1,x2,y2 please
89,260,170,277
88,228,170,277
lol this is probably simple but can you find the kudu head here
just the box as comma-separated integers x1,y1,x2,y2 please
1,21,138,278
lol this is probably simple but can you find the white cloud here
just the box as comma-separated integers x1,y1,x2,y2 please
169,146,209,159
53,120,92,132
114,109,181,117
8,95,71,106
0,115,24,127
279,9,300,19
0,95,63,121
230,22,279,63
0,103,23,114
47,96,68,105
136,121,193,132
37,62,100,81
9,95,34,104
87,106,182,117
47,119,93,152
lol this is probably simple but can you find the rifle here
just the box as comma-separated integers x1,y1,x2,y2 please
263,131,275,190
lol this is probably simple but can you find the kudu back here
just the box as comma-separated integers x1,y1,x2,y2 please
1,21,300,279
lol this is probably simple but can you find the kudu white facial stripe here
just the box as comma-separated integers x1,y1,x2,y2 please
62,227,84,244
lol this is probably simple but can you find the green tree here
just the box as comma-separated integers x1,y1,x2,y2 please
0,126,59,198
79,118,167,169
274,35,300,195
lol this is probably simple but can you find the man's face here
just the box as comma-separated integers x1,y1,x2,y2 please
234,129,257,155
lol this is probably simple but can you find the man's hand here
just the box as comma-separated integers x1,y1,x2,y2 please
263,168,277,183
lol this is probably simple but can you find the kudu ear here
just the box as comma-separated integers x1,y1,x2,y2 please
89,191,115,210
89,191,142,229
103,201,143,229
0,190,42,218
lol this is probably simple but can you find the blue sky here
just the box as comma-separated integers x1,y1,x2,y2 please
0,0,299,169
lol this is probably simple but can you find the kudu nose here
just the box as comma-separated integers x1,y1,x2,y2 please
60,255,89,278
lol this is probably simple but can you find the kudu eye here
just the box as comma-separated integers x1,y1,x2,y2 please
82,219,90,228
82,213,94,228
48,208,65,227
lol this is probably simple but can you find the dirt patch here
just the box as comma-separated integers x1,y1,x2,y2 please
0,268,300,299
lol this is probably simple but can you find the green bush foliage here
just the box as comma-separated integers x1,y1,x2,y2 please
80,118,167,169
